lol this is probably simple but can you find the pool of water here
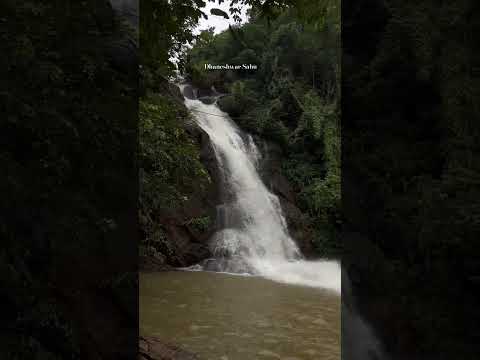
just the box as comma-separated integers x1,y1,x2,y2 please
140,271,340,360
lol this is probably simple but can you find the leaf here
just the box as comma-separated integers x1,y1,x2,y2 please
210,8,230,19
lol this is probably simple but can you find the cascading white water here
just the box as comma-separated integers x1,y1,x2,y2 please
181,85,340,293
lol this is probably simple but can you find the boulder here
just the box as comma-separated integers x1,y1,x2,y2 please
198,96,216,105
256,139,296,203
140,109,221,271
158,220,211,268
256,139,316,256
139,336,200,360
201,256,254,274
183,243,211,266
279,198,315,256
169,83,183,101
197,87,213,98
182,85,196,100
140,250,172,272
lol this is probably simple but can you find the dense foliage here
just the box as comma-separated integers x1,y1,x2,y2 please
184,4,341,255
140,0,339,76
343,0,480,358
139,89,212,263
140,0,205,74
1,1,137,358
140,94,210,211
139,1,215,265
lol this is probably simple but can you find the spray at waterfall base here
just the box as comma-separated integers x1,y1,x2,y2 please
180,84,340,293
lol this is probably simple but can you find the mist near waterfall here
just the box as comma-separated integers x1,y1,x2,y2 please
181,85,340,293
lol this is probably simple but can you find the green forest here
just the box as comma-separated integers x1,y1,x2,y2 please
139,4,343,358
1,0,478,359
187,6,341,254
139,0,341,267
139,1,480,359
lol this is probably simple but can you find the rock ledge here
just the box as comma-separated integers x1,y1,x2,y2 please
139,336,200,360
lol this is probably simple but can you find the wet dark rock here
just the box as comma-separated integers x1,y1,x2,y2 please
202,257,253,274
139,336,200,360
184,243,211,266
182,85,196,100
181,119,221,200
202,258,218,271
279,198,315,256
157,219,212,268
140,82,225,271
255,139,316,256
198,96,216,105
140,249,173,272
197,87,214,98
170,84,183,102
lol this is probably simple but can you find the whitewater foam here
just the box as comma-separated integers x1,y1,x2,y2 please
180,84,340,293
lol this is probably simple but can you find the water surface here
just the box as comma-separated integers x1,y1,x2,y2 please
140,271,340,360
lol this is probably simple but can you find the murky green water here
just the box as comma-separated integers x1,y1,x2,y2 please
140,271,340,360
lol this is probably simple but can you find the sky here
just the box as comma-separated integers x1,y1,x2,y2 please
195,1,250,35
171,1,250,71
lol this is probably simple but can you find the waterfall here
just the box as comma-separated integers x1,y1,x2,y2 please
180,85,340,293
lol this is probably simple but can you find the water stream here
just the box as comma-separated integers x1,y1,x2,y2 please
181,85,340,292
139,85,389,359
140,271,340,360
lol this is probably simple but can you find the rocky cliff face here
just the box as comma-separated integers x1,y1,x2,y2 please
139,336,200,360
255,139,316,257
141,83,317,272
153,124,220,268
140,83,221,271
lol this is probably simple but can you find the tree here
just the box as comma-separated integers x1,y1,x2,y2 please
140,0,206,74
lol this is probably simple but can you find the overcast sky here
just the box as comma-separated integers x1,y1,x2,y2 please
195,1,249,35
171,2,250,70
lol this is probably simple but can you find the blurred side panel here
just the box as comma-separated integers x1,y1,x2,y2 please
0,1,138,359
342,0,480,359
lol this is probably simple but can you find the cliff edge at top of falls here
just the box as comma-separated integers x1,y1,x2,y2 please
140,81,318,272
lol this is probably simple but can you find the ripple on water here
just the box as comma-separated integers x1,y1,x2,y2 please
257,349,282,358
264,339,279,344
312,317,328,326
140,271,340,360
